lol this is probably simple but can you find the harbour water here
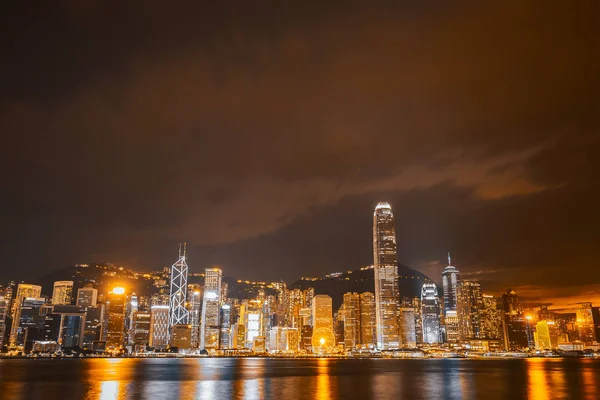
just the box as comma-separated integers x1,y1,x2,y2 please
0,357,599,399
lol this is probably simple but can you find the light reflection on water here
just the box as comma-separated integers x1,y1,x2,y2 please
0,357,599,399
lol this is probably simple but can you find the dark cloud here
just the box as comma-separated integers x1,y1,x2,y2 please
1,1,599,307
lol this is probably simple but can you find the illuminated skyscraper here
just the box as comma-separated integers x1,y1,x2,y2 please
51,281,73,305
14,297,47,349
359,292,377,347
444,310,460,343
399,307,417,347
576,302,596,344
535,320,558,350
456,280,483,340
105,287,126,351
481,294,502,340
312,294,335,353
441,253,459,314
131,311,151,352
373,202,400,349
200,267,222,350
9,284,42,347
169,243,189,327
0,295,7,348
343,292,360,349
149,305,170,350
76,287,98,307
502,289,528,350
188,286,202,348
420,283,440,344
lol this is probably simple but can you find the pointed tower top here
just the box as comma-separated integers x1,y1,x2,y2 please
448,252,452,266
178,242,187,260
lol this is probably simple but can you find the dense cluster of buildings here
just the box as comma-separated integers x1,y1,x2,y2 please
0,202,598,356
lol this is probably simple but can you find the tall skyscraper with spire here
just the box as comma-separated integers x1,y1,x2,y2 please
169,243,189,328
373,202,400,349
441,253,459,314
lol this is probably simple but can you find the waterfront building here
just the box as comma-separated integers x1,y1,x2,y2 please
481,294,503,340
220,302,232,349
51,281,73,305
105,287,126,351
52,304,86,348
170,324,192,350
9,284,42,346
535,320,558,350
576,302,596,344
14,297,47,349
502,289,529,350
399,307,417,347
456,280,483,340
444,310,460,343
188,286,202,348
76,287,98,307
132,311,151,351
149,304,170,350
343,292,360,349
200,267,222,350
312,294,335,353
82,304,104,350
359,292,377,347
0,295,7,348
441,253,459,314
420,283,441,344
373,202,400,349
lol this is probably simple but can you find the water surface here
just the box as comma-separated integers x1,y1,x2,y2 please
0,357,599,399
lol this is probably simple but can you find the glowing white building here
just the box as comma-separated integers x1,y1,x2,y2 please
373,202,400,349
421,283,441,344
441,253,459,314
200,267,222,350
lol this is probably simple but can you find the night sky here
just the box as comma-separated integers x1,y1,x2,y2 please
1,2,599,308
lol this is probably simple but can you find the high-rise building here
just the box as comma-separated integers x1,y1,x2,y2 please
399,307,417,347
169,244,189,328
76,287,98,307
188,287,202,349
373,202,400,349
412,297,423,344
441,253,459,314
132,311,151,351
0,295,7,348
456,280,483,340
220,302,232,349
149,305,170,350
170,324,192,350
9,284,43,347
480,294,502,340
343,293,360,349
502,289,528,350
200,267,222,350
359,292,377,348
576,303,596,344
535,320,558,350
105,287,126,351
82,305,104,350
444,310,460,343
52,305,86,349
14,297,47,349
51,281,74,305
312,295,334,353
592,307,600,343
420,283,440,344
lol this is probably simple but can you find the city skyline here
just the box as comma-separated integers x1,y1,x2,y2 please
1,2,599,313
